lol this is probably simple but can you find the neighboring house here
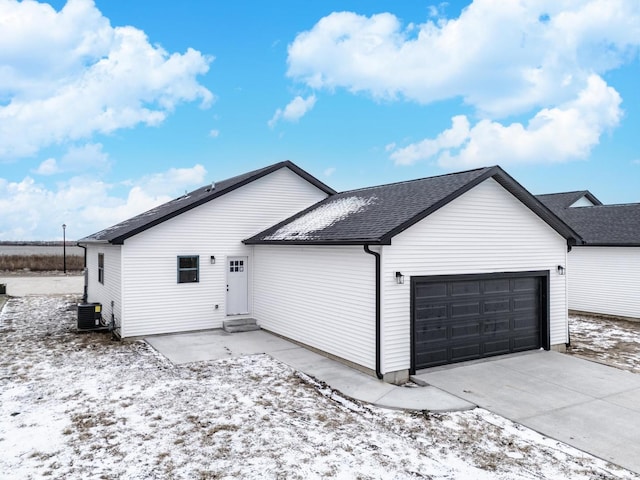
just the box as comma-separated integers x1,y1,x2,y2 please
80,162,580,383
537,191,640,321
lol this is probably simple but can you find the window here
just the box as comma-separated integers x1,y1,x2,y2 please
98,253,104,284
178,256,199,283
229,259,244,272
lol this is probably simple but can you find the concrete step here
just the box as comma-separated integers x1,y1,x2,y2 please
223,318,260,333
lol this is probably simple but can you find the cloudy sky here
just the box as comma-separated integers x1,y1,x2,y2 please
1,0,639,240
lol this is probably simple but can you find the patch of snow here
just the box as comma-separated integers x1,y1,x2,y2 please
1,296,638,479
264,196,376,240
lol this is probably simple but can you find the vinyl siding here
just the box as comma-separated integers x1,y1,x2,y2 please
381,178,569,373
568,247,640,319
253,245,376,370
119,167,328,337
85,244,122,328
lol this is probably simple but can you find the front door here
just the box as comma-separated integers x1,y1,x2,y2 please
227,256,248,315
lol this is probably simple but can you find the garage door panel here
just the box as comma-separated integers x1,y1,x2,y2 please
483,339,511,355
451,302,480,317
483,317,510,335
415,303,448,319
414,324,447,342
416,348,448,367
413,273,544,370
450,321,481,340
450,343,481,362
483,278,510,294
513,277,538,292
450,281,480,297
513,296,537,311
483,298,510,313
416,283,447,298
513,334,540,351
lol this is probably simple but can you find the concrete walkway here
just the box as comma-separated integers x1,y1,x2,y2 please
413,351,640,474
145,329,473,412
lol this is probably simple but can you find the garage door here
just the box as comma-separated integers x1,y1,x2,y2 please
412,272,547,370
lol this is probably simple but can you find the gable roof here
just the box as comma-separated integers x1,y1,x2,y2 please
79,161,336,244
244,165,581,246
538,192,640,246
536,190,602,210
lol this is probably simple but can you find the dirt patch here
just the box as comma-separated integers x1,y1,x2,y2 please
566,314,640,373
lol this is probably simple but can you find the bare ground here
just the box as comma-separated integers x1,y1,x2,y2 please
1,296,637,479
566,314,640,373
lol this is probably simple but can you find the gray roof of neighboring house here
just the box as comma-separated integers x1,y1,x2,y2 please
536,191,602,210
245,165,581,245
537,193,640,246
78,161,336,244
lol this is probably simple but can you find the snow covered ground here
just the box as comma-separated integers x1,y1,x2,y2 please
1,296,637,479
567,314,640,373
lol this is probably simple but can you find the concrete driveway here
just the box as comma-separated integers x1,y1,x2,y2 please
413,350,640,474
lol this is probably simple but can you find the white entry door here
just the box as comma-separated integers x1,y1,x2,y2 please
227,256,248,315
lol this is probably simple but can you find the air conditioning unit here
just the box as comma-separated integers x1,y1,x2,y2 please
77,303,102,330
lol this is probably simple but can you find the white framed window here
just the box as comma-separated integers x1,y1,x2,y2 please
98,253,104,284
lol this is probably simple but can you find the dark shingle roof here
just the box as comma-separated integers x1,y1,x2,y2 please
537,193,640,246
536,191,602,210
245,166,580,245
79,161,336,244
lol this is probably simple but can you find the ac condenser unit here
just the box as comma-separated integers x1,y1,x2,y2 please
77,303,102,330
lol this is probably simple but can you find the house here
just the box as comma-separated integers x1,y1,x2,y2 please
77,161,335,338
79,162,580,383
537,191,640,321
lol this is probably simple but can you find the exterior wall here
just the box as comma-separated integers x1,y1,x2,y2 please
253,245,376,370
119,167,328,337
85,244,122,328
568,247,640,320
570,197,596,207
381,178,569,373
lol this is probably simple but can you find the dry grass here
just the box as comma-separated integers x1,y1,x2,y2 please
0,254,84,272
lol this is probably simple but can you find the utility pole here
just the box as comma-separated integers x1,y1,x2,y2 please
62,223,67,274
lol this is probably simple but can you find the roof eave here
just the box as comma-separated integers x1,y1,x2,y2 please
578,242,640,247
77,239,110,245
243,238,390,246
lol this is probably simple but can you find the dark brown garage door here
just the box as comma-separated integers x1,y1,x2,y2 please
412,272,548,371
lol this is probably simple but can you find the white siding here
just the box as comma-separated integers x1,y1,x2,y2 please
120,167,328,337
85,244,122,327
381,178,569,373
569,247,640,319
254,245,376,370
570,196,596,207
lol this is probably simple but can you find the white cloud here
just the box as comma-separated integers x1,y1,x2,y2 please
268,95,317,128
0,0,213,159
287,1,639,117
208,129,220,138
324,167,336,177
33,158,59,175
287,1,638,168
0,164,207,240
389,75,622,167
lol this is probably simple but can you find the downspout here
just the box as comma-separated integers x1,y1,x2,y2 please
77,243,88,303
364,245,383,380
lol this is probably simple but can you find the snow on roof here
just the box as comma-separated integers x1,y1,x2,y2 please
264,196,376,240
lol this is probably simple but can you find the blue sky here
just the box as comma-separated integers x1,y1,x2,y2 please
1,0,639,240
